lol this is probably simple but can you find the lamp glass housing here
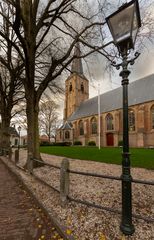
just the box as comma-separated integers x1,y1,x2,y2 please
106,0,141,51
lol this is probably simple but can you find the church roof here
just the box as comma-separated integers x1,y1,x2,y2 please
68,74,154,121
9,127,19,137
60,121,73,130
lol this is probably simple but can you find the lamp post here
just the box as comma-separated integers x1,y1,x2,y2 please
106,0,141,235
18,126,21,150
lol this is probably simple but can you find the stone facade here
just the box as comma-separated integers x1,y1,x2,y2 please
64,74,89,121
57,72,154,147
68,101,154,147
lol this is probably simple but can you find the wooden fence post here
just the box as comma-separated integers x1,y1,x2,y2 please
60,158,70,206
27,155,33,174
9,148,12,161
14,149,19,165
3,148,7,157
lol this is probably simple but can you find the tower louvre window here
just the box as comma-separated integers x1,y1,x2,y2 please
81,83,84,93
69,83,72,92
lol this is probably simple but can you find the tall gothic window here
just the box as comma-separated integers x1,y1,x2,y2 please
79,120,84,135
129,109,135,131
106,113,114,130
151,105,154,129
91,117,97,134
65,131,70,139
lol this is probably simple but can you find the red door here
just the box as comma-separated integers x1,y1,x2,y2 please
106,133,114,146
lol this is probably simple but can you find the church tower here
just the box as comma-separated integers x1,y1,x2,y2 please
64,43,89,121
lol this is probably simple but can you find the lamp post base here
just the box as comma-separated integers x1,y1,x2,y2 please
120,223,135,236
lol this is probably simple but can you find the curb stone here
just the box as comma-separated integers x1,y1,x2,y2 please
0,157,74,240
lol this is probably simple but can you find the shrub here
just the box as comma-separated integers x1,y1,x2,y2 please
88,141,96,146
74,140,82,145
118,140,123,146
52,142,72,146
40,141,51,146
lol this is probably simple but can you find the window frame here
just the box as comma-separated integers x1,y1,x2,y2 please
151,105,154,129
106,113,114,131
65,131,70,139
79,120,84,136
91,117,97,134
128,109,135,131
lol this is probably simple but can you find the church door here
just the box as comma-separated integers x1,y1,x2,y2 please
106,133,114,146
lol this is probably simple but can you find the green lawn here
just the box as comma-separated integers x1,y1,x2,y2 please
40,146,154,170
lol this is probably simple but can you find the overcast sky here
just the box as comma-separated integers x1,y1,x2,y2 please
56,0,154,120
87,41,154,98
86,0,154,97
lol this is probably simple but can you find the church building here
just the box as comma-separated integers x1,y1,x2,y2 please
56,44,154,147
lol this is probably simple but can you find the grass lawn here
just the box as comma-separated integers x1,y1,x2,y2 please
40,146,154,170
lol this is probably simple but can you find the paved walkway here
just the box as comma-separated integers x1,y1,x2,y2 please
0,160,62,240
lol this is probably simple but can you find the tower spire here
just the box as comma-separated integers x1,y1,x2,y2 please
71,42,83,75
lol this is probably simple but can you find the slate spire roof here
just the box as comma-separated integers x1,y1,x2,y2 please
68,74,154,121
9,127,19,137
71,42,84,75
60,121,73,130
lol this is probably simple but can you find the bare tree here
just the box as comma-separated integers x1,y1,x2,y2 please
0,0,109,168
11,106,27,131
39,100,60,142
0,0,153,168
0,4,24,151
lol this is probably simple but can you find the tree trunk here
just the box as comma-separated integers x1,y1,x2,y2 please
25,93,44,169
0,114,11,149
0,115,11,156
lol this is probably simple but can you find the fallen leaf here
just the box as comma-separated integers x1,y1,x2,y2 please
66,229,72,235
99,233,106,240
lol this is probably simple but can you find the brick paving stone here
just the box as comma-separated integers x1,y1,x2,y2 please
0,160,63,240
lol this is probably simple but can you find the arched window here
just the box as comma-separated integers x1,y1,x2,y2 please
79,120,84,135
106,113,114,130
81,83,84,93
59,131,62,139
129,109,135,131
91,117,97,134
65,131,70,139
151,105,154,129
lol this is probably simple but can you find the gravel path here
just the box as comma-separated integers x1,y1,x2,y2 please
3,149,154,240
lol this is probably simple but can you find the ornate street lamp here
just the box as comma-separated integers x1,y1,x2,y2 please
18,126,21,150
106,0,141,53
106,0,141,236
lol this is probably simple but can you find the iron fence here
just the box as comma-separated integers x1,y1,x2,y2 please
2,148,153,224
31,157,154,223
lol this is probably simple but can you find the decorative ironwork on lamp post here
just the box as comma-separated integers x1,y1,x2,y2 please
106,0,141,235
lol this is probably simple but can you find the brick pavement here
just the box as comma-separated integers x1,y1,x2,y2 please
0,160,63,240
